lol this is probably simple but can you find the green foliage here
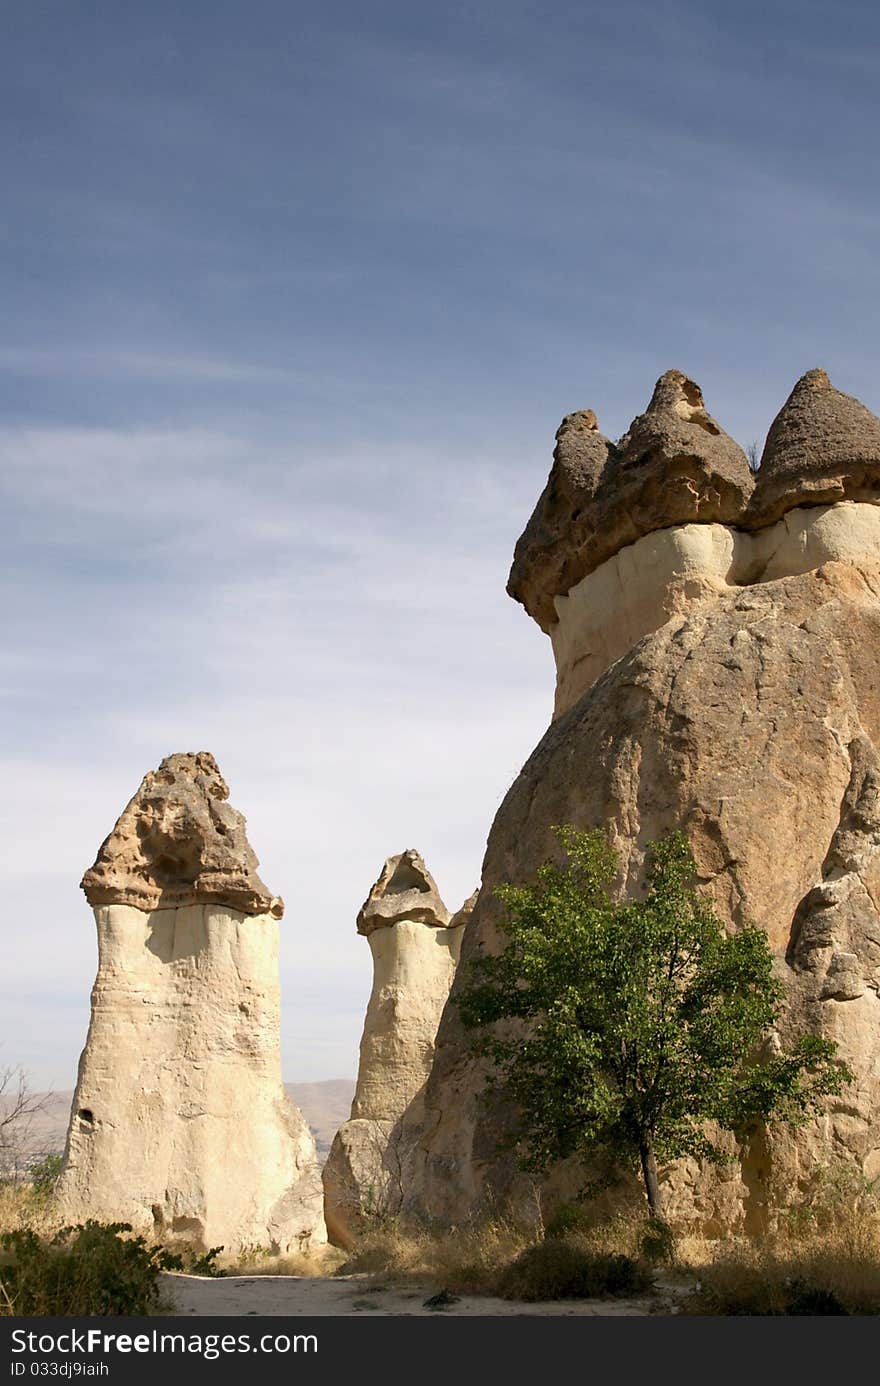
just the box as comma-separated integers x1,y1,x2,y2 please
158,1242,225,1277
457,826,852,1212
782,1163,880,1239
1,1222,166,1315
544,1201,595,1241
0,1221,223,1315
639,1216,676,1265
498,1240,650,1301
27,1153,63,1194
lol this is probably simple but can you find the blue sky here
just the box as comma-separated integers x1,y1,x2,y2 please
3,0,880,1089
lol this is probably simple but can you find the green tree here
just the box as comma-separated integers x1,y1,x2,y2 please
457,827,852,1218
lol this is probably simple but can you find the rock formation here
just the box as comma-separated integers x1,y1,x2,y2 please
751,368,880,524
508,370,755,635
322,851,470,1244
403,369,880,1234
56,752,326,1253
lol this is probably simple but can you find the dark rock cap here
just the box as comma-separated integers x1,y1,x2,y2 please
357,849,451,935
749,368,880,525
508,371,754,631
507,409,614,632
81,751,284,917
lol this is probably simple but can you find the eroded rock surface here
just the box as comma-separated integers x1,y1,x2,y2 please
404,371,880,1234
323,852,468,1245
57,753,325,1253
752,369,880,524
508,371,754,631
551,502,880,716
82,752,283,917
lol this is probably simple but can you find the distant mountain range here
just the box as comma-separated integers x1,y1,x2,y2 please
2,1080,355,1165
284,1079,355,1156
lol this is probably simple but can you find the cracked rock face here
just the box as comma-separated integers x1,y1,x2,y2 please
323,853,469,1245
403,372,880,1234
57,754,325,1253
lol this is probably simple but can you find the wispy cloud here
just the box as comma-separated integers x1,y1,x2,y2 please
2,421,551,1085
0,348,308,385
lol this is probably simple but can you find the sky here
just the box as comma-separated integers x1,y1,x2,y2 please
3,0,880,1090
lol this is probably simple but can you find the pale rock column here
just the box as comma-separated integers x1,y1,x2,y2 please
56,752,326,1253
322,851,471,1244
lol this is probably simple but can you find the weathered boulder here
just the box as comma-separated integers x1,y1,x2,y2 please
404,372,880,1234
322,852,469,1245
57,753,326,1253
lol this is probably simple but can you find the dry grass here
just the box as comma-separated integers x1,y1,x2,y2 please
339,1217,533,1293
0,1181,59,1238
334,1175,880,1314
5,1168,880,1313
684,1206,880,1315
337,1210,660,1298
217,1243,347,1277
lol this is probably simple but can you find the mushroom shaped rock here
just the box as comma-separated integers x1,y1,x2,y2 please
404,371,880,1235
323,852,469,1245
609,368,754,548
508,372,753,635
81,751,284,917
749,369,880,525
57,752,326,1254
355,848,453,935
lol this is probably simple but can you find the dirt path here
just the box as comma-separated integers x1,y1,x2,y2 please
163,1272,662,1317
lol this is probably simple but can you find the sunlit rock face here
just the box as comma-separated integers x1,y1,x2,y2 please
322,851,470,1245
404,370,880,1234
550,502,880,718
56,753,326,1253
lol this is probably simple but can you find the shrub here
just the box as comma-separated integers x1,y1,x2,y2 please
544,1201,595,1240
640,1217,676,1265
160,1243,225,1278
498,1240,651,1302
0,1221,224,1315
27,1154,63,1195
785,1283,848,1316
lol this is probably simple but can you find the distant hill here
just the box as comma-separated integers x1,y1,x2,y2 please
284,1079,354,1156
2,1080,355,1166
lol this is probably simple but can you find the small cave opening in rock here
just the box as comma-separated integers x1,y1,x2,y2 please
78,1108,94,1127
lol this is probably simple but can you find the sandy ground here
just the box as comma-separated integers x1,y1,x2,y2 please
163,1272,669,1317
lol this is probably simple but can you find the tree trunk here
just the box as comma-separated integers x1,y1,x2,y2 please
639,1138,662,1218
